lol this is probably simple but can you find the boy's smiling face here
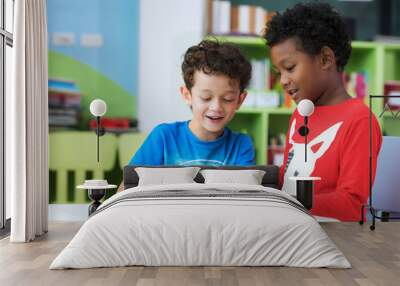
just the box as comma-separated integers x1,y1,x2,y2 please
270,38,325,105
181,71,247,141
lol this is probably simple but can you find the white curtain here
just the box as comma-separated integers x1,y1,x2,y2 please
7,0,48,242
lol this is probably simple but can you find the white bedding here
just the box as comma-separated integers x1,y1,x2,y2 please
50,183,351,269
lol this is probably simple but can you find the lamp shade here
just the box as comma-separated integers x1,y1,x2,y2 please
297,99,314,117
90,99,107,117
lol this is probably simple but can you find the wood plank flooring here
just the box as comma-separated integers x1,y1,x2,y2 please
0,222,399,286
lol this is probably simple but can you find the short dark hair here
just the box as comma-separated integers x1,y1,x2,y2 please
263,2,351,72
182,40,252,92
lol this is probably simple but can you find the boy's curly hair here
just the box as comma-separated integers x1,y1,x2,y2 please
182,40,251,92
263,2,351,72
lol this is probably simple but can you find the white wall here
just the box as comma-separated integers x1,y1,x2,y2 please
138,0,207,132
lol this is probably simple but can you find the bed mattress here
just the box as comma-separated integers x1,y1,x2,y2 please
50,183,350,269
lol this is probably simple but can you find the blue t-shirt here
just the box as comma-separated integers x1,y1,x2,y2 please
129,121,255,166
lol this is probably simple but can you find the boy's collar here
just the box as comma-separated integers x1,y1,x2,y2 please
185,120,228,144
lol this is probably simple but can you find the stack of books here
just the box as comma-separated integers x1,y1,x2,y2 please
267,134,286,166
48,78,81,128
208,0,274,36
342,71,368,99
249,59,271,91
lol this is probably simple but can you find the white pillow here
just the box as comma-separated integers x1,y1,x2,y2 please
200,169,266,185
135,167,201,186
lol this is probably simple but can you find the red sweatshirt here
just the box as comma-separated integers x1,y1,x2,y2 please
279,99,382,221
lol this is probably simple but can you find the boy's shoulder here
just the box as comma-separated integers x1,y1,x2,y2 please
299,98,371,117
150,121,188,137
225,128,252,144
153,121,187,131
229,128,250,137
341,98,372,118
151,122,252,145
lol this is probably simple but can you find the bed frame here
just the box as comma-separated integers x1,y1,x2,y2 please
124,165,280,189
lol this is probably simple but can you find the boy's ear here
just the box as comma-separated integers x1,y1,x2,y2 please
236,91,248,109
180,85,192,105
320,46,335,70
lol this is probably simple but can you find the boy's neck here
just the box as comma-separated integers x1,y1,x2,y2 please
188,120,224,141
314,75,351,106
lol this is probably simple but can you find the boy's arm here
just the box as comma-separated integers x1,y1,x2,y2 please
128,125,165,166
117,181,124,193
311,116,382,221
117,126,165,192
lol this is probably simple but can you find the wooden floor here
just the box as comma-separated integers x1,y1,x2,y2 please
0,222,399,286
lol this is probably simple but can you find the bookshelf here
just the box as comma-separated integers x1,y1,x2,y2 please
382,44,400,136
48,78,82,129
219,35,400,164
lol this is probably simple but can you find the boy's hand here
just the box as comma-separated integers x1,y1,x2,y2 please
117,181,124,193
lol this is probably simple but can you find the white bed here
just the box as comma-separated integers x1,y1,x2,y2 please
50,183,351,269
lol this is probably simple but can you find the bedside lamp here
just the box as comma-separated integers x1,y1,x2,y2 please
90,99,107,162
76,99,116,216
290,99,320,210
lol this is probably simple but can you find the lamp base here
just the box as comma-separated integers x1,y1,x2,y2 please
296,180,314,210
289,177,321,210
77,181,117,217
88,189,106,216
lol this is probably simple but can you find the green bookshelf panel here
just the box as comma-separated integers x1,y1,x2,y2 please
268,113,291,139
211,35,400,164
381,45,400,136
345,43,380,95
229,110,267,164
383,46,400,81
210,35,269,60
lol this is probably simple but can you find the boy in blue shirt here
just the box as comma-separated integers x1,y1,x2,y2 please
129,40,255,168
118,40,255,191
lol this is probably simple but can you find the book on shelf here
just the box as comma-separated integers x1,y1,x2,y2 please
342,71,367,99
283,93,292,109
242,90,279,108
49,92,81,108
237,5,250,34
208,0,271,36
48,78,82,128
249,58,270,91
48,78,80,95
49,115,78,126
49,107,80,117
49,107,80,128
89,117,139,134
374,35,400,44
268,135,285,166
230,5,238,33
210,0,231,35
243,57,292,109
232,5,268,35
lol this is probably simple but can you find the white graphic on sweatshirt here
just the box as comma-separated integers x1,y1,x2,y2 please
282,119,343,195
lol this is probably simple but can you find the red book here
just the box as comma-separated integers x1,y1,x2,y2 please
89,118,130,130
384,80,400,110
